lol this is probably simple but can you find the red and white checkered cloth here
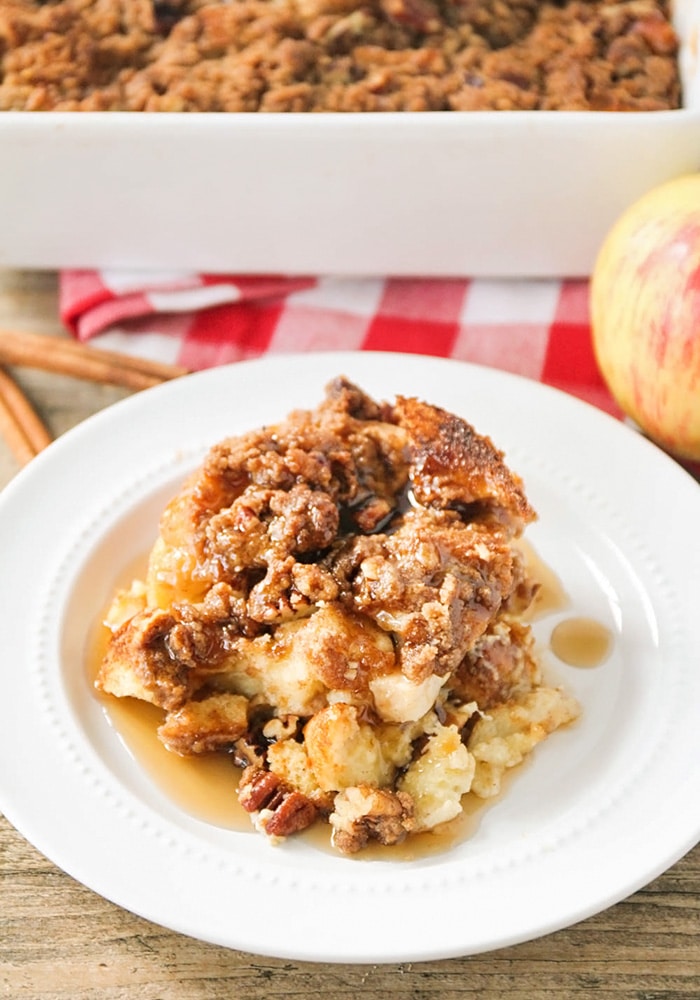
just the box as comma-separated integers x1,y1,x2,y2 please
60,269,623,418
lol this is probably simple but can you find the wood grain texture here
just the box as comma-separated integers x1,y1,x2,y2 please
2,814,699,1000
0,270,698,1000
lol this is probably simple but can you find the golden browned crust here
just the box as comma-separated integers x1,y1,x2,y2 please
97,607,199,711
394,394,536,533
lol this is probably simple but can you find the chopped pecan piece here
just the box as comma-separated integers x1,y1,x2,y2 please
264,791,319,837
238,766,318,838
330,785,415,853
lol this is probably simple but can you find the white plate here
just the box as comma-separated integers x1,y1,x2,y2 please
0,352,699,964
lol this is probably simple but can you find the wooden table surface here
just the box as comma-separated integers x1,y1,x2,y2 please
0,270,698,1000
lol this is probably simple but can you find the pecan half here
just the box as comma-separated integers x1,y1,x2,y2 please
238,766,318,838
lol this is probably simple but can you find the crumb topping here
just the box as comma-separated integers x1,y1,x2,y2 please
96,377,579,853
0,0,680,111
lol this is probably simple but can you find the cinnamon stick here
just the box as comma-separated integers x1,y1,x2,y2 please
0,366,52,466
0,328,190,390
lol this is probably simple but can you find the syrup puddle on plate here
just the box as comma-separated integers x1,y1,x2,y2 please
89,619,514,859
92,658,501,857
89,542,612,858
90,615,253,832
93,669,503,858
550,617,613,668
519,540,613,669
519,540,570,622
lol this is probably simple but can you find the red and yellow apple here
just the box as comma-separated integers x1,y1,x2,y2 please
590,173,700,462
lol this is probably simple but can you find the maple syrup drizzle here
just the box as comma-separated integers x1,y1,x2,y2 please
90,622,504,855
89,542,612,854
550,617,613,669
89,573,252,833
518,541,613,669
517,539,569,621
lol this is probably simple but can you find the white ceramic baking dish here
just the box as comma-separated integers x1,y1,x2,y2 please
0,0,698,277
